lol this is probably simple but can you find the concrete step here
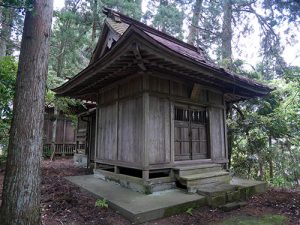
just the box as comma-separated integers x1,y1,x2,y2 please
178,171,230,192
194,177,267,208
230,177,267,200
173,164,222,176
196,183,240,207
220,201,247,212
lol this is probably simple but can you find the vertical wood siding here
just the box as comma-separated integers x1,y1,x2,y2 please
118,97,143,163
209,107,226,160
98,103,118,160
148,96,171,164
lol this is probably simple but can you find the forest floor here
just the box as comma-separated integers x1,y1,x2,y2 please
0,157,299,225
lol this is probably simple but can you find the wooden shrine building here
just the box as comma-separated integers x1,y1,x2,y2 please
54,8,271,193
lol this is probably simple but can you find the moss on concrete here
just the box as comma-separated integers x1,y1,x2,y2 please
226,190,240,202
221,214,287,225
163,201,201,217
209,195,226,208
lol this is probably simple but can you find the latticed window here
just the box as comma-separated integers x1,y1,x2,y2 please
175,107,206,124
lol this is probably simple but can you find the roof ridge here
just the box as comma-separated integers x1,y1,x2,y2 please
103,7,202,53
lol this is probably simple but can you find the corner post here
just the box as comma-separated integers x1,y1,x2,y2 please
142,74,149,180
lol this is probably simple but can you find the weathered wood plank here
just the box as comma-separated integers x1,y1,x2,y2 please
118,97,143,163
209,107,226,161
148,96,171,164
97,103,118,161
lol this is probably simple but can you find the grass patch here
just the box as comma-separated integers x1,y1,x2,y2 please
222,214,287,225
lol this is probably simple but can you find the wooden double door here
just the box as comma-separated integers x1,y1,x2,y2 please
174,105,209,161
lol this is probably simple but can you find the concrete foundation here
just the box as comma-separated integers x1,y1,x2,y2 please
73,153,87,167
66,175,206,224
94,169,176,194
65,170,267,223
66,174,267,223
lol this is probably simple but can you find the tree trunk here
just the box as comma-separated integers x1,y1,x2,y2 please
222,1,234,170
50,107,58,161
187,0,203,46
221,0,233,67
0,0,53,224
91,0,98,42
0,8,14,56
258,156,264,180
268,136,273,179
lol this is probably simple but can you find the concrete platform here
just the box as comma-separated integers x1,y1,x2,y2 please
230,177,267,200
196,183,240,207
66,175,206,224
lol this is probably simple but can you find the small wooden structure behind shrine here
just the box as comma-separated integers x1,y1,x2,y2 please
54,8,271,192
43,107,76,155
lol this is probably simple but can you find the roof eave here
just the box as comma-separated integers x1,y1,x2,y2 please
53,26,272,99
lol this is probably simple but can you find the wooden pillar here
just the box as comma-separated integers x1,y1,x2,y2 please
223,96,229,169
62,117,66,156
50,107,57,161
94,93,99,168
114,166,120,174
142,75,149,180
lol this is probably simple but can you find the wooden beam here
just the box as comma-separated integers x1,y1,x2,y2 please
190,83,202,101
132,42,147,71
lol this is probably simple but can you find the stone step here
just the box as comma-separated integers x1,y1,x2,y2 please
173,164,222,176
178,171,230,192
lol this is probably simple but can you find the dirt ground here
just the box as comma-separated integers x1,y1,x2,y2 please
0,158,299,225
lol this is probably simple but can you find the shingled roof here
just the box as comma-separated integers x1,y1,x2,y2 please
53,8,272,102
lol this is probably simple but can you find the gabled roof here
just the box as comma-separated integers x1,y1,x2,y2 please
53,8,272,102
90,7,208,64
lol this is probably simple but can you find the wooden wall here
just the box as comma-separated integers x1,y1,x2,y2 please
95,74,228,169
43,108,76,144
148,96,171,164
118,97,143,162
209,107,226,161
96,77,144,166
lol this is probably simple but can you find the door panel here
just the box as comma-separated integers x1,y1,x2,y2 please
191,124,207,159
174,105,208,161
175,121,190,160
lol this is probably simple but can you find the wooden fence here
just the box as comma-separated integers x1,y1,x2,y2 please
43,143,76,156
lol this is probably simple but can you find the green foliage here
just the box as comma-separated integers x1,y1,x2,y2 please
42,146,52,159
186,207,193,216
103,0,142,20
49,1,94,79
95,199,108,208
0,56,17,118
145,0,185,39
221,214,287,225
1,0,33,10
0,56,17,155
229,66,300,187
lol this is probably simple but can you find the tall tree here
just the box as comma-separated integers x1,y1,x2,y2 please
0,0,53,224
187,0,202,45
146,0,185,39
49,0,94,78
221,0,233,67
91,0,99,42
